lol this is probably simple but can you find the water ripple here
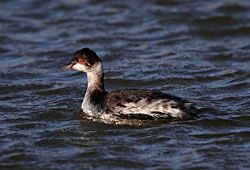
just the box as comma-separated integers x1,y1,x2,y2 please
0,0,250,169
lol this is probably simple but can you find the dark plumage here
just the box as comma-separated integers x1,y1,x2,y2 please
104,89,198,120
63,48,199,121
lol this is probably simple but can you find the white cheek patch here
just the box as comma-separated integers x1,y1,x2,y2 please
72,63,87,72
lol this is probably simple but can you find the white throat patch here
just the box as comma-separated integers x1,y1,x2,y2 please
72,63,87,72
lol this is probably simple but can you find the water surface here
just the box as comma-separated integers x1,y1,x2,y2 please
0,0,250,169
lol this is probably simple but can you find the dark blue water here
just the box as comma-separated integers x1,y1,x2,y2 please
0,0,250,169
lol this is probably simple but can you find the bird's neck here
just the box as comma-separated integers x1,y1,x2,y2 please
82,64,106,115
86,64,105,93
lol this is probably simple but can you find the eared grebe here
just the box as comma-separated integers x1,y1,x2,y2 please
62,48,198,121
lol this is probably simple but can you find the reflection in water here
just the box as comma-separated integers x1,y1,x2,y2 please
0,0,250,169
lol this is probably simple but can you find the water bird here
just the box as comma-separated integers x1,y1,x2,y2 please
62,48,199,121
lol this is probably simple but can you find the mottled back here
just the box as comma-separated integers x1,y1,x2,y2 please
104,89,198,120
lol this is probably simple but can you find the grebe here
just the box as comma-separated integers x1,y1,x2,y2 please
62,48,198,120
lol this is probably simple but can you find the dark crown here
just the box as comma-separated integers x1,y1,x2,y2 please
73,48,101,66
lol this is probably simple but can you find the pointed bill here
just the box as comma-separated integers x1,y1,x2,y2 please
58,63,74,69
